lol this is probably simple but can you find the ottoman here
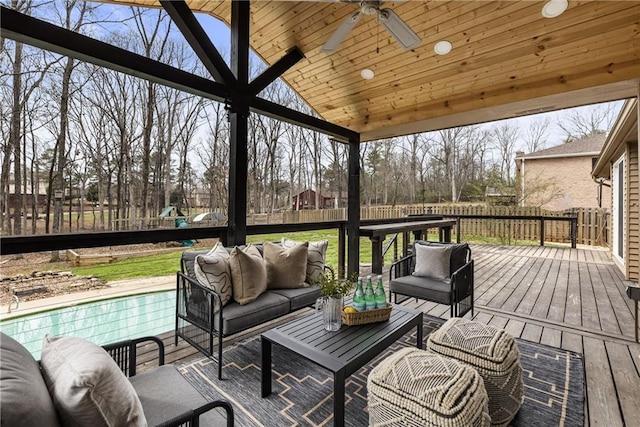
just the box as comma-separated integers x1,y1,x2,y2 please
367,347,491,427
427,318,524,427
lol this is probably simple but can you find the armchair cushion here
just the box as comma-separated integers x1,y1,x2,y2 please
0,333,60,427
264,240,309,289
40,335,146,427
390,274,452,305
229,244,267,305
413,243,452,280
129,365,228,426
194,242,233,310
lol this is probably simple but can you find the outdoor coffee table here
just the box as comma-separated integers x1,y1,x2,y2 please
261,304,423,427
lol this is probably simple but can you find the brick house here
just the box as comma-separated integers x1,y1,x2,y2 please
515,134,610,211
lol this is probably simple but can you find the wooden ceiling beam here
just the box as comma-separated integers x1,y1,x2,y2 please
0,5,229,101
249,46,305,95
160,0,236,85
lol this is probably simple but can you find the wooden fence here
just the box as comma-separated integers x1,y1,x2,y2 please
247,205,609,247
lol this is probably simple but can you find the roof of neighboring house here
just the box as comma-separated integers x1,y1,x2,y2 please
592,99,638,179
516,134,606,160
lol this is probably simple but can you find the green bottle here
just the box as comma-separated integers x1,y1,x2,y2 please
353,277,366,312
375,275,387,309
364,276,376,310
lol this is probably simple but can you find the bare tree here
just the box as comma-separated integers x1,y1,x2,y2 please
490,123,519,186
557,103,619,142
523,117,550,153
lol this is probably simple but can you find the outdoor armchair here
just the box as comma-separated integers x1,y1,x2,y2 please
389,241,474,318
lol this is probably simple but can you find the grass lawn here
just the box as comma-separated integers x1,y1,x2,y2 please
71,231,546,282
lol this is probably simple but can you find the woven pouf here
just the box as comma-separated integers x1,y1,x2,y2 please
367,347,491,427
427,318,524,427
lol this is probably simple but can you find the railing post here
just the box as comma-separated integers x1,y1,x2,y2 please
540,218,545,246
338,223,346,279
456,217,461,243
570,215,577,249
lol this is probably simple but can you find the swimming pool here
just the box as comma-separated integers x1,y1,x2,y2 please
0,291,175,359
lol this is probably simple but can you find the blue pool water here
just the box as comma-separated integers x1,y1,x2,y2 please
0,291,175,359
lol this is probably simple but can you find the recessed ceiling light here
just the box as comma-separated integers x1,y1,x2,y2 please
542,0,568,18
434,40,452,55
361,68,375,80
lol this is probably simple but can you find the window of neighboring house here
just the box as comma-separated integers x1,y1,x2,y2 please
612,155,626,264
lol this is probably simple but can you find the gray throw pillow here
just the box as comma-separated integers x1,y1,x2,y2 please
264,240,309,289
229,244,267,305
40,335,147,427
413,243,452,280
194,242,233,310
0,333,60,427
281,237,328,282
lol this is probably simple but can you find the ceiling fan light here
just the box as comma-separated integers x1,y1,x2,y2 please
434,40,452,55
542,0,568,18
361,68,375,80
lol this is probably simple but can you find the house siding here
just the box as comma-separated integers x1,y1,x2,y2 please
521,156,610,211
627,141,639,282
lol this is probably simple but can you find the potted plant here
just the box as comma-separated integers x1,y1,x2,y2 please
313,273,357,331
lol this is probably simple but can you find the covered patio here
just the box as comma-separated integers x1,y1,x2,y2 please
1,1,639,426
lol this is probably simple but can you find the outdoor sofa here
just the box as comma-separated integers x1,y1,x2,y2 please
176,239,331,380
0,332,234,426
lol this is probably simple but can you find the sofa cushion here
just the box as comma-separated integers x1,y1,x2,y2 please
414,241,470,275
264,240,309,289
129,365,228,427
282,237,328,282
0,333,60,427
194,242,233,310
229,244,267,305
270,285,322,311
413,243,452,280
390,274,451,304
214,291,290,335
40,335,147,427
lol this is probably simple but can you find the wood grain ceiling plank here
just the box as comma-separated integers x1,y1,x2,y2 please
328,44,639,126
336,26,640,117
286,0,494,81
339,54,640,130
308,7,640,112
296,1,637,103
350,58,640,134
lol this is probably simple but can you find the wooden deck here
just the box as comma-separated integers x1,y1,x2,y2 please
151,244,639,427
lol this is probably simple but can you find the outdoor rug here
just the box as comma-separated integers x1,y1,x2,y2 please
178,315,584,426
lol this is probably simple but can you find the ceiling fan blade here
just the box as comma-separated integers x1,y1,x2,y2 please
320,11,363,53
378,8,420,50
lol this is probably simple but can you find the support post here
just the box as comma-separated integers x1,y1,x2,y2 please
227,0,250,246
347,138,360,276
338,223,346,279
540,218,545,246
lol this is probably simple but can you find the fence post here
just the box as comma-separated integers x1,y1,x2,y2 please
540,218,545,246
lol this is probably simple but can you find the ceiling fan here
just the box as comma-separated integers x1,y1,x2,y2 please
321,1,420,53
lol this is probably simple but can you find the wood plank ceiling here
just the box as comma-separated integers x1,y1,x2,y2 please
102,1,640,141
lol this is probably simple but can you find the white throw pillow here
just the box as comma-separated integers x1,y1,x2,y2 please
194,242,233,310
412,243,452,280
281,237,328,282
40,335,147,427
229,244,267,305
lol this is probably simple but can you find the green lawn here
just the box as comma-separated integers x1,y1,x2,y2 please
71,231,546,282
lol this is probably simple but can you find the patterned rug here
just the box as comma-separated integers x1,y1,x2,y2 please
178,315,584,426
